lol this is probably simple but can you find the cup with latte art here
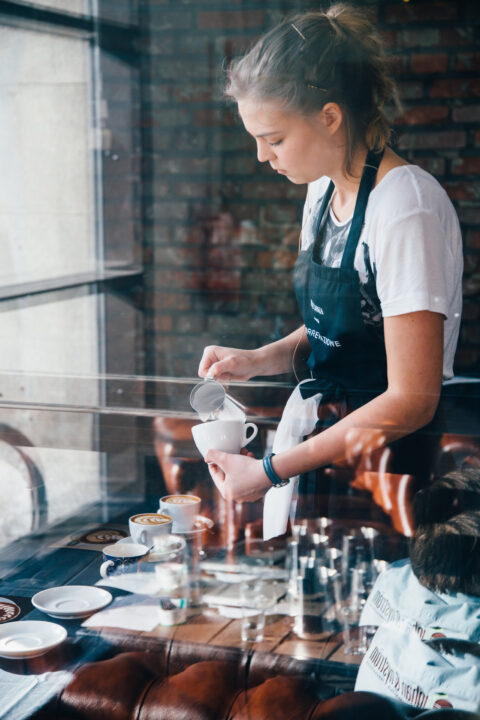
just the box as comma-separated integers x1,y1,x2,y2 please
129,513,172,545
159,494,201,533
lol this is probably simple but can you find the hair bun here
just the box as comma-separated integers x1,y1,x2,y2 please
226,2,400,174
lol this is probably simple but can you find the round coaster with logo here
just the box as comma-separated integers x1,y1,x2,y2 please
0,597,21,623
79,528,128,545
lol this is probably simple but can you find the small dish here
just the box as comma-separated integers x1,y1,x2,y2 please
0,620,67,659
147,535,186,562
174,515,214,535
32,586,112,619
115,516,213,543
115,534,186,562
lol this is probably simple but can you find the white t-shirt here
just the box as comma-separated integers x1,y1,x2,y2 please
360,558,480,642
355,624,480,713
301,165,463,379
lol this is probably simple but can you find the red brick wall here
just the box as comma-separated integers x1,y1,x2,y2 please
139,0,480,379
382,0,480,373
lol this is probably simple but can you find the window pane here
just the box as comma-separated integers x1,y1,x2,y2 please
0,25,96,285
0,18,103,546
17,0,91,15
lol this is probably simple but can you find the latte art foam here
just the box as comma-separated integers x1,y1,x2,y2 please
132,513,171,525
163,495,200,505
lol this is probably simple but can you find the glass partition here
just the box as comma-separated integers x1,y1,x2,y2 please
0,0,143,545
0,2,479,714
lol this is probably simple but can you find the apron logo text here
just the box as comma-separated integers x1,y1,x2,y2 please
310,299,324,315
306,327,341,348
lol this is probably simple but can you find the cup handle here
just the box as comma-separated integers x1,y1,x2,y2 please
242,422,258,447
100,560,114,579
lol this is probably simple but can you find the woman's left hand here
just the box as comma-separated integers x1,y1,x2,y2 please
205,449,271,502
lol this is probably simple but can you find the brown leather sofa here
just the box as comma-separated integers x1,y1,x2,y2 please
35,649,479,720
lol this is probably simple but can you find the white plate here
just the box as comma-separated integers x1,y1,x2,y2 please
116,535,187,562
32,586,112,619
0,620,67,659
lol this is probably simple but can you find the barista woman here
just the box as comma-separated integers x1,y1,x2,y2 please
198,4,463,509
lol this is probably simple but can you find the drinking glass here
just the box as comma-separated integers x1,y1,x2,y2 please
287,525,340,639
288,525,329,598
293,565,337,639
334,567,370,654
324,547,342,574
240,579,275,643
151,535,190,625
340,532,364,588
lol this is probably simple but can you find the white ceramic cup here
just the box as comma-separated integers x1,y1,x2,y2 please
191,419,258,458
159,494,201,533
129,513,172,546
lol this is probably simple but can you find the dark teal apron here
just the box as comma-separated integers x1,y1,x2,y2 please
293,149,387,407
292,149,442,510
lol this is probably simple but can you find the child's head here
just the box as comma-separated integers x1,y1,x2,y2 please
410,469,480,596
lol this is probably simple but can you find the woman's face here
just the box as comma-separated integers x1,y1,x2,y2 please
238,98,341,185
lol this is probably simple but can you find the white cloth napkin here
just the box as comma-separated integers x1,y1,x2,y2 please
263,381,322,540
82,594,160,632
212,605,279,619
97,572,161,596
210,572,258,584
1,668,71,720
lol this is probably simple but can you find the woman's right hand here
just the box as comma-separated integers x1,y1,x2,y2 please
198,345,260,382
198,326,307,381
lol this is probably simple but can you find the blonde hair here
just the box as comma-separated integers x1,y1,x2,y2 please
226,3,400,175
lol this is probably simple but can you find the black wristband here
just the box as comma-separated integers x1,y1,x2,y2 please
262,453,289,488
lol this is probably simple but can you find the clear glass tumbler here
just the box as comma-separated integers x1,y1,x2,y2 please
240,579,274,643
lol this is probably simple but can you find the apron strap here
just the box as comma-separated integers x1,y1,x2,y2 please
341,148,384,269
313,181,335,238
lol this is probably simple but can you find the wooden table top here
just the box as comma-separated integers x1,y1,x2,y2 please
0,497,365,688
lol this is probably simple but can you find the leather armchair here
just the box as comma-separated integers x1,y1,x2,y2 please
36,651,479,720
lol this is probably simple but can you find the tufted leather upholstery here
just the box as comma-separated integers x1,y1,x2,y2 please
35,651,479,720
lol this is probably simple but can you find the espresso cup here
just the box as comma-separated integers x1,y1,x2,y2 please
100,542,149,578
191,419,258,458
159,494,201,533
129,513,172,546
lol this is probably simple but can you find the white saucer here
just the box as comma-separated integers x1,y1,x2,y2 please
0,620,67,659
116,534,187,562
32,586,112,619
173,515,214,535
